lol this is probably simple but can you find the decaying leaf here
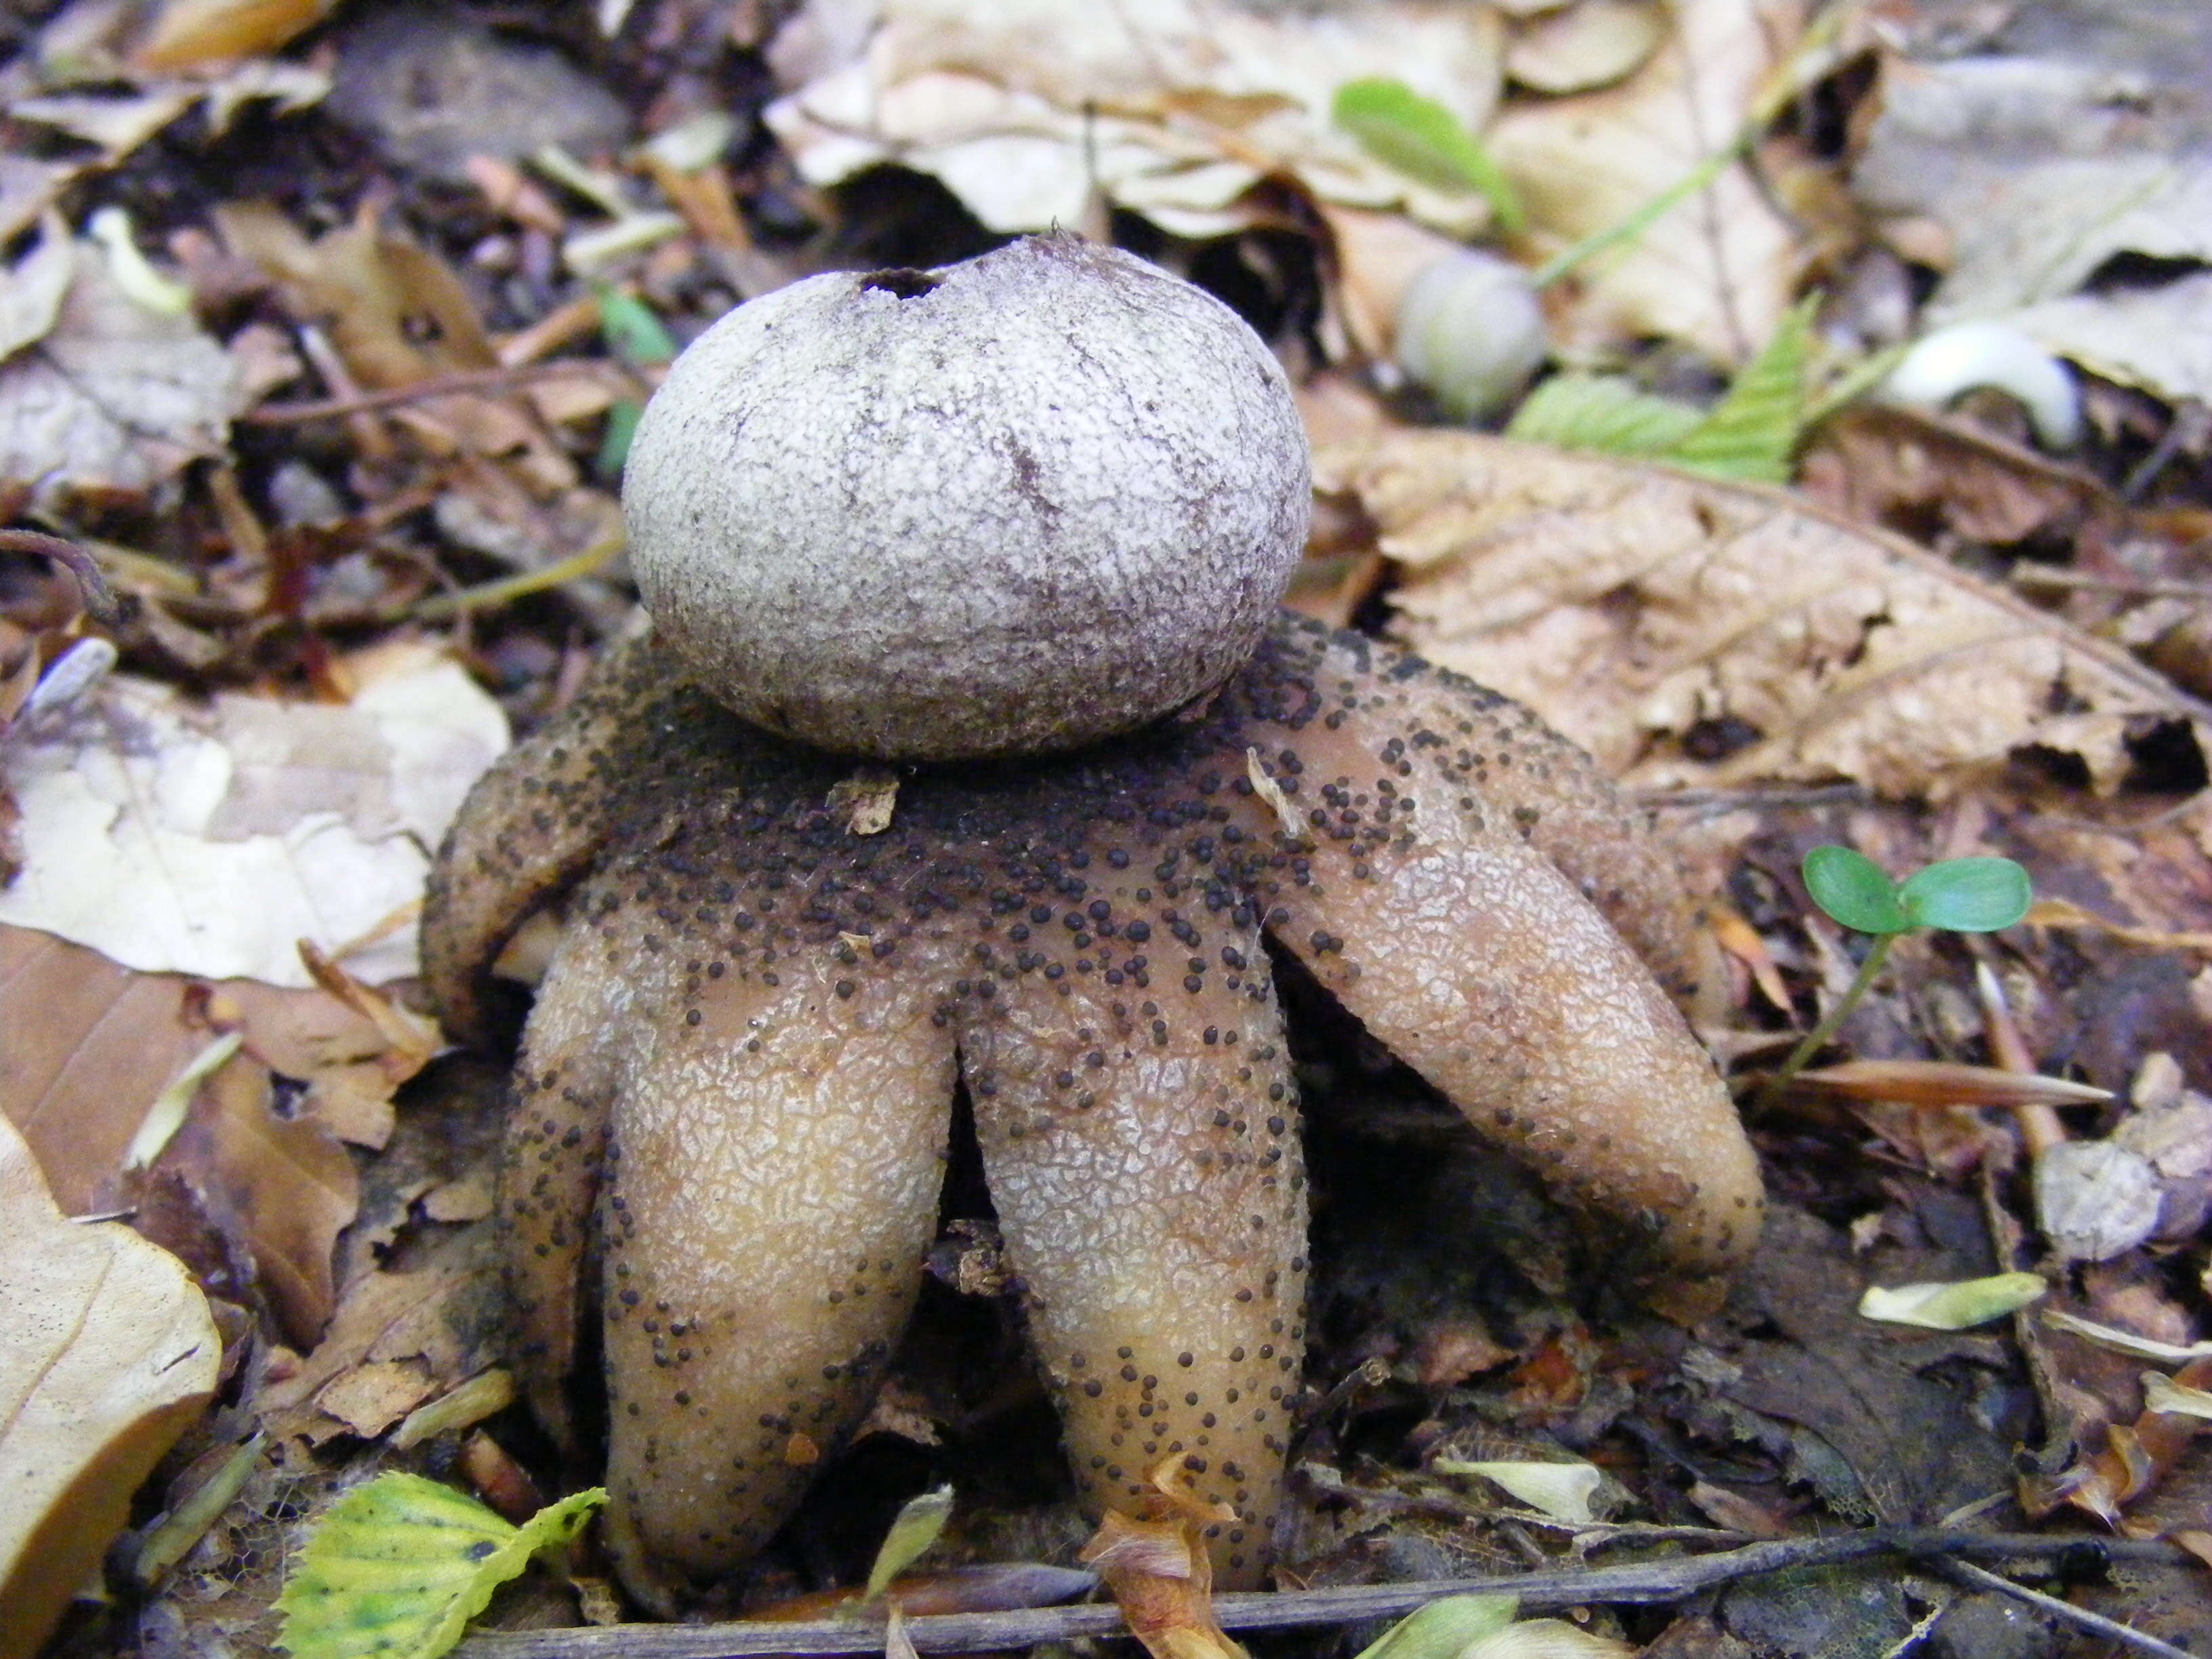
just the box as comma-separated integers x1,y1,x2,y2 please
0,1113,221,1659
1858,1271,2046,1331
2034,1139,2163,1265
0,642,507,987
256,1226,506,1446
0,234,247,505
1434,1456,1604,1523
1079,1463,1247,1659
1319,431,2211,796
273,1473,602,1659
1487,0,1802,364
1854,39,2212,328
2024,1357,2212,1528
766,0,1505,239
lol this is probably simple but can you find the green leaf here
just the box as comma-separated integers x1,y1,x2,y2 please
594,285,677,367
274,1474,604,1659
1801,846,1912,936
1665,295,1818,483
1504,375,1702,457
863,1483,954,1601
1332,78,1525,232
596,399,643,483
1351,1593,1520,1659
1897,857,2032,934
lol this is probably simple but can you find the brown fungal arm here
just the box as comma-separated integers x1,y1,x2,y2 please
1269,617,1723,1015
499,914,625,1454
422,630,671,1045
960,904,1306,1591
595,937,958,1616
1231,682,1761,1276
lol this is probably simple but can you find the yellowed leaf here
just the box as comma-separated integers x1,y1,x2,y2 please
1080,1509,1246,1659
1320,431,2209,798
1488,0,1802,364
136,0,339,70
0,1113,220,1659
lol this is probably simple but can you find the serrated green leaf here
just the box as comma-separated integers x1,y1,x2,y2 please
594,285,677,367
1896,857,2032,934
1664,295,1818,483
1504,375,1702,457
1351,1593,1519,1659
274,1474,604,1659
1802,846,1912,936
864,1483,954,1601
1859,1271,2045,1330
1332,78,1524,232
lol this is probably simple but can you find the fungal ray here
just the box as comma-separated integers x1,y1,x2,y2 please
424,609,1763,1610
958,897,1306,1588
595,935,959,1616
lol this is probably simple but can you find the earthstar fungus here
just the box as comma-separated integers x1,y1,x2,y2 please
422,237,1763,1615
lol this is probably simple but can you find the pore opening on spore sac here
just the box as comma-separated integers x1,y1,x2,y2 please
861,268,941,300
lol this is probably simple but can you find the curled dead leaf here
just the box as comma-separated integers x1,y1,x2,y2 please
0,1113,220,1659
1321,431,2211,797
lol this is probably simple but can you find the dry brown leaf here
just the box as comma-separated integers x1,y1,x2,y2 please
216,203,568,474
1800,405,2108,547
1080,1506,1246,1659
255,1226,503,1445
134,0,340,70
0,924,216,1214
1488,0,1802,364
0,1113,220,1659
309,1357,435,1440
1319,431,2211,797
2024,1355,2212,1529
0,924,427,1205
169,1056,358,1348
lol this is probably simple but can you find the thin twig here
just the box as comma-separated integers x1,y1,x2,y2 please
243,361,639,424
453,1530,2191,1659
1936,1559,2196,1659
2011,565,2212,603
0,528,121,623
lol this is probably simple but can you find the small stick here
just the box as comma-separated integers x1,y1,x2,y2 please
1936,1559,2196,1659
0,528,121,623
453,1530,2192,1659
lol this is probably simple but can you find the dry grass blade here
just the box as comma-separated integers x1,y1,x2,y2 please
1793,1059,2114,1110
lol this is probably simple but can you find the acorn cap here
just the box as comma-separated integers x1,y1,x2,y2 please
621,235,1311,760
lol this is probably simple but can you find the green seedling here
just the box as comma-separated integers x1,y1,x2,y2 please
1757,847,2032,1109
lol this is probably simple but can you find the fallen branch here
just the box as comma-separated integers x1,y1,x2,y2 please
457,1529,2189,1659
1936,1559,2194,1659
